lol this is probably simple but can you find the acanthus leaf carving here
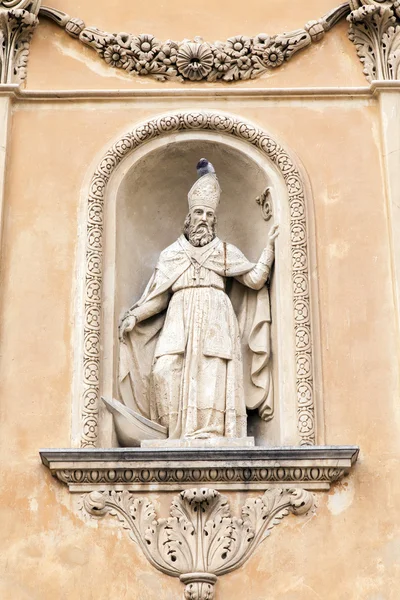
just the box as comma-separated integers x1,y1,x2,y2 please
0,6,38,82
348,0,400,80
39,3,350,83
82,487,314,600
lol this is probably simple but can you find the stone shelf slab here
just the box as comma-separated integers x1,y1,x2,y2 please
40,445,359,491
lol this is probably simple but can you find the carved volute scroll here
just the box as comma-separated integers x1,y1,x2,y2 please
40,3,350,83
256,187,273,221
0,0,40,83
348,0,400,80
83,487,314,600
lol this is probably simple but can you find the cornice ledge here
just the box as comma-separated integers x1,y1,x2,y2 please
2,85,374,102
40,445,359,492
370,79,400,93
0,82,20,96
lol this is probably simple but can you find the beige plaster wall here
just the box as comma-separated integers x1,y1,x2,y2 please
27,0,365,90
0,93,399,598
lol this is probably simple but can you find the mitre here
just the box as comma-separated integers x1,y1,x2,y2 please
188,158,221,211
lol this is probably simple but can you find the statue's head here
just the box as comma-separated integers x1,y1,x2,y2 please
184,159,220,247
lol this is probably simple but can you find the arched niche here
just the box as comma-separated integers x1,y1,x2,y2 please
73,111,322,450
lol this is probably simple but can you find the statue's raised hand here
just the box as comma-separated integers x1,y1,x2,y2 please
119,314,137,341
267,224,279,249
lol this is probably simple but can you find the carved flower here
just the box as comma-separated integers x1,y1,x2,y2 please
236,55,252,71
134,59,165,76
158,41,178,66
263,46,285,68
253,33,272,59
298,413,313,433
176,42,213,80
104,44,131,69
226,35,252,58
131,34,160,61
213,50,232,73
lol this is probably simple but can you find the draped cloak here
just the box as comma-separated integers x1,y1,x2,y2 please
119,235,273,439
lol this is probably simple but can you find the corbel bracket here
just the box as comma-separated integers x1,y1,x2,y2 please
84,486,314,600
41,445,358,599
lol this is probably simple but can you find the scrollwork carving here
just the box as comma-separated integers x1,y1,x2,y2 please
256,187,273,221
40,3,350,83
82,487,313,599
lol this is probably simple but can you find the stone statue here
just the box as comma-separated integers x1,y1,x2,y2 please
110,159,278,446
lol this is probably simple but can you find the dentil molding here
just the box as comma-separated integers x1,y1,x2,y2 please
80,486,313,600
39,3,350,83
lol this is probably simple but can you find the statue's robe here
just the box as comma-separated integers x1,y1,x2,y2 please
119,235,274,439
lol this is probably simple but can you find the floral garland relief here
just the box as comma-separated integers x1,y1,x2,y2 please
40,3,350,82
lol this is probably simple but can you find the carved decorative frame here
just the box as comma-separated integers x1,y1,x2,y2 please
80,111,317,448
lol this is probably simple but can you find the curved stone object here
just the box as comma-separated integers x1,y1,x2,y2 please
101,397,167,447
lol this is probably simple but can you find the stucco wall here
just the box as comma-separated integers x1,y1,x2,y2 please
0,1,399,598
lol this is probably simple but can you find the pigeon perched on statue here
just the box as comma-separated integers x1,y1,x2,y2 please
196,158,216,178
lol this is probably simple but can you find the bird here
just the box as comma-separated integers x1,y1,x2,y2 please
196,158,216,178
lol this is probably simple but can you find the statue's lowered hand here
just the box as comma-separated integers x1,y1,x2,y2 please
119,314,137,341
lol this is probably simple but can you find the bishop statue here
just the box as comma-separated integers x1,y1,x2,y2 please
116,159,278,444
